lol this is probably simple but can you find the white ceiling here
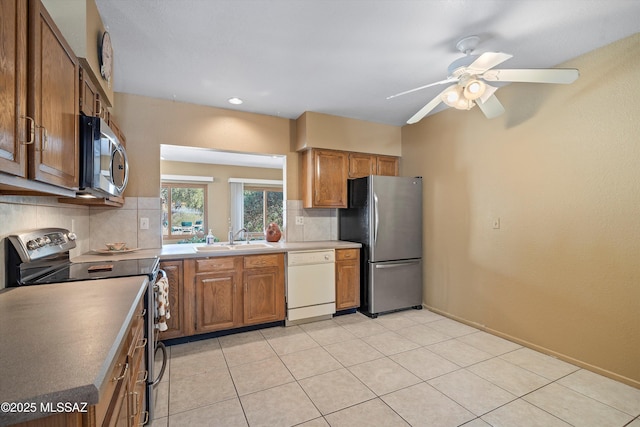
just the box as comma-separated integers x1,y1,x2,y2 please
95,0,640,127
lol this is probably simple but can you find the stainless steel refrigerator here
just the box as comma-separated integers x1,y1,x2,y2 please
339,175,423,317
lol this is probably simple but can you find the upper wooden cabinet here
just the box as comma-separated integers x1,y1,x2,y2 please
28,0,79,189
301,148,348,208
376,155,399,176
348,153,399,179
302,148,400,208
0,0,28,178
0,0,79,193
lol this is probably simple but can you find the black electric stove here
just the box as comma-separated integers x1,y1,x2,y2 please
6,228,159,286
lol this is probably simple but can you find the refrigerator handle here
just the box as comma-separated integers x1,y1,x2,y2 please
375,260,421,269
373,192,379,244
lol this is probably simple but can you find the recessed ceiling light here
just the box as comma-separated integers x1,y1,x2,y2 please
228,97,243,105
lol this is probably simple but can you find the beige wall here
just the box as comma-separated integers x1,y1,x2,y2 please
112,93,298,200
401,34,640,387
296,111,402,155
160,161,283,240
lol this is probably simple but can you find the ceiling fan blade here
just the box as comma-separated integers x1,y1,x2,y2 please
387,77,459,99
466,52,513,74
482,68,579,84
479,84,499,104
406,86,453,124
476,94,505,119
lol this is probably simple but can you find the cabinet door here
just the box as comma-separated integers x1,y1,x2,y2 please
0,0,28,177
302,149,347,208
28,0,79,189
159,260,184,340
79,67,98,117
336,249,360,310
376,156,399,176
243,266,285,325
194,271,242,333
348,153,375,178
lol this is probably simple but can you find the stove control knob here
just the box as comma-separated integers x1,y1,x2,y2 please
67,232,77,241
26,240,39,250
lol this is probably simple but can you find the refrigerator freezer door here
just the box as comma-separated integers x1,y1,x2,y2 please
367,259,422,315
369,176,422,262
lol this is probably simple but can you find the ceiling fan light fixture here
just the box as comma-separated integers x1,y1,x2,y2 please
463,79,486,100
441,86,462,107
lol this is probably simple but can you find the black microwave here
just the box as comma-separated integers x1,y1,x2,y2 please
79,115,129,198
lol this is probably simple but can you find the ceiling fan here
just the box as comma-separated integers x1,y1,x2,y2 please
388,36,579,124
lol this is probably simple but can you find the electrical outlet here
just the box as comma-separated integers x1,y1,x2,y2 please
493,217,501,229
140,217,149,230
295,216,304,225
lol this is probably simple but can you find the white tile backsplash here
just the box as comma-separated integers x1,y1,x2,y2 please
285,200,337,242
0,196,163,289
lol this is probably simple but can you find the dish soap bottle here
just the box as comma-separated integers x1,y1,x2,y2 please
206,229,215,245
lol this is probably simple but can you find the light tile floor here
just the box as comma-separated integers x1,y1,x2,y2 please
150,309,640,427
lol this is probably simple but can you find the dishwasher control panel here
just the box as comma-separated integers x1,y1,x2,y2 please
287,249,335,266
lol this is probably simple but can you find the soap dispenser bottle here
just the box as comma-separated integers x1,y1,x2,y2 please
206,229,215,245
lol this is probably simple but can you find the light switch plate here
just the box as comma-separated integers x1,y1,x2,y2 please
140,217,149,230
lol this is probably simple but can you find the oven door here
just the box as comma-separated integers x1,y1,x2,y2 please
146,269,168,422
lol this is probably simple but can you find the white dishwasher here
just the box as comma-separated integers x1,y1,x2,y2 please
286,249,336,325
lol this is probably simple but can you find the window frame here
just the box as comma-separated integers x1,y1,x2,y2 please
161,182,208,239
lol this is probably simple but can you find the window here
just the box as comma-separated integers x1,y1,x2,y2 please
229,179,283,241
243,186,283,240
161,183,207,238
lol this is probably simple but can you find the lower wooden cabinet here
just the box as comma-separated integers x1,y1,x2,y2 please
158,260,186,340
243,254,285,325
335,249,360,310
184,253,285,335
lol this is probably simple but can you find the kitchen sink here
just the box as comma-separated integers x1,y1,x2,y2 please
195,242,275,252
235,242,274,249
195,245,232,252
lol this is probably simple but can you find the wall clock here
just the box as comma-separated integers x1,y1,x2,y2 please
99,31,113,84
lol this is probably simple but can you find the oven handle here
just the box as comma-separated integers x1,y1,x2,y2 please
152,341,167,387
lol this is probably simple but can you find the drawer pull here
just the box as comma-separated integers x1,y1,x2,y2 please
136,370,148,384
135,338,147,349
20,116,35,145
131,391,139,416
113,362,128,382
139,411,149,426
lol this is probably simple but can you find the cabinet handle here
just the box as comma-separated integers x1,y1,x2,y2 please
96,98,103,117
138,308,147,318
135,338,147,349
20,116,35,145
136,370,148,384
113,362,128,382
36,126,48,152
139,411,149,426
131,391,139,416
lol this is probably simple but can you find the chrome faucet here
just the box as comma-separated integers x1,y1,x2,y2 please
228,228,247,245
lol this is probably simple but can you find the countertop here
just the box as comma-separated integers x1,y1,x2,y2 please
73,240,362,263
0,276,148,425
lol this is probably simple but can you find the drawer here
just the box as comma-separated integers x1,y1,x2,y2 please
244,253,282,269
336,248,359,261
95,341,128,426
196,256,241,272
